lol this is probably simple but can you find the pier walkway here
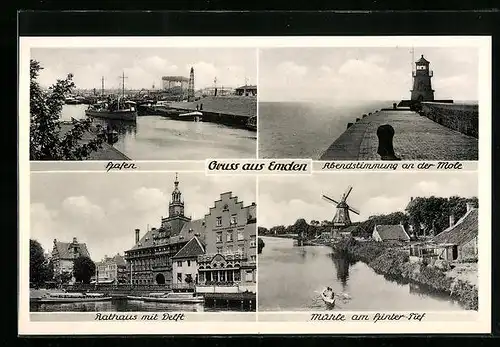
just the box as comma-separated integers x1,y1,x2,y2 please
59,123,130,160
320,110,478,161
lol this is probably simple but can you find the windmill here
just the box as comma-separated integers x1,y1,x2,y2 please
322,185,360,228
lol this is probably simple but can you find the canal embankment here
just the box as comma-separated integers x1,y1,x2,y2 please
331,238,478,310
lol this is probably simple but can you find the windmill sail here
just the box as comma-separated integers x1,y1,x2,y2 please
322,195,339,205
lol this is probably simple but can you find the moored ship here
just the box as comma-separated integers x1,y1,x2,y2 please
85,97,137,122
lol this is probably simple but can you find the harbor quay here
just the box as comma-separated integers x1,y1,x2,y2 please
169,96,257,129
58,122,130,160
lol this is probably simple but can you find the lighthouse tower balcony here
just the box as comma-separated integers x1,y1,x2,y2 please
412,70,433,77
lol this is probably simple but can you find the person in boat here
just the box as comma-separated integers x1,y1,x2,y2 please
324,287,335,300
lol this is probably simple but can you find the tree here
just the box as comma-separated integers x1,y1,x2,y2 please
30,239,51,287
258,226,269,236
30,59,106,160
73,256,96,284
258,238,265,254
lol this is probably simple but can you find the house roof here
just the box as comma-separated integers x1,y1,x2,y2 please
433,208,478,246
130,218,207,251
53,241,90,259
172,236,205,259
374,225,410,241
235,85,257,90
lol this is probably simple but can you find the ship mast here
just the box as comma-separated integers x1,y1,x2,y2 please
119,71,128,99
101,76,105,96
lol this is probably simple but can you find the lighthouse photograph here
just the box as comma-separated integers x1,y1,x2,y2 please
258,46,480,161
257,172,479,311
29,45,257,161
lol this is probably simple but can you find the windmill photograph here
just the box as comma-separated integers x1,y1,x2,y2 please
322,185,360,237
257,172,479,312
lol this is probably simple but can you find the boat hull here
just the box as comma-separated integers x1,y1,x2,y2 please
33,297,112,304
321,292,336,306
85,109,137,121
128,296,204,304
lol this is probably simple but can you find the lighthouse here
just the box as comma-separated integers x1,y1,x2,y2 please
411,55,435,102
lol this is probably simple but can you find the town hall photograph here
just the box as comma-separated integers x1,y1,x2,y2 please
29,172,257,312
257,172,479,312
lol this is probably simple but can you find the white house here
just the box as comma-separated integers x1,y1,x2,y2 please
171,236,205,291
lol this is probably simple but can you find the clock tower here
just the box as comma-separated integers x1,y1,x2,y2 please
161,173,191,235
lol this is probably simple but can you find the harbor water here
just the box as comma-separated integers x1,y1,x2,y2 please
258,101,390,159
61,105,256,160
30,299,251,312
258,236,465,311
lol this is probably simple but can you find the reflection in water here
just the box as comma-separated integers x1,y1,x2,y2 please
258,237,464,311
61,105,256,160
91,117,137,137
30,299,245,312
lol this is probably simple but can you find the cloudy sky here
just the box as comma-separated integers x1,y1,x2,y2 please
30,173,256,261
258,172,477,229
31,48,256,90
259,47,478,103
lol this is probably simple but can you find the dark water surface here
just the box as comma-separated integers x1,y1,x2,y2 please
258,237,464,311
30,299,251,312
62,105,256,160
258,101,392,159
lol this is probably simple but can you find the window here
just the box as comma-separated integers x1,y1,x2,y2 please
216,232,222,243
216,247,223,254
177,273,182,282
237,230,244,241
227,231,233,242
177,261,182,267
250,235,256,248
237,244,244,253
245,270,253,282
250,255,256,261
187,260,191,267
227,245,233,253
230,215,237,225
216,217,222,227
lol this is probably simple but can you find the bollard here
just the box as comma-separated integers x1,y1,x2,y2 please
347,122,353,129
362,114,367,118
355,118,360,122
369,112,372,115
393,103,397,110
377,124,401,160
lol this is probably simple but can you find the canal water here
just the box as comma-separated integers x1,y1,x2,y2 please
61,105,257,160
258,237,464,311
30,299,252,312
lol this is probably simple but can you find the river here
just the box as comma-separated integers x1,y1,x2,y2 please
61,105,256,160
258,237,464,311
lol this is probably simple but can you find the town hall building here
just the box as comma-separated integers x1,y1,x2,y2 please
124,174,257,293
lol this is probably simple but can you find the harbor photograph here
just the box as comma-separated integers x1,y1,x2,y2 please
257,172,479,311
29,47,257,161
258,46,479,160
29,172,257,312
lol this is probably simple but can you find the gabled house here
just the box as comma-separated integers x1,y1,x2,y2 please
372,224,410,242
171,236,205,291
51,237,91,282
432,202,478,261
